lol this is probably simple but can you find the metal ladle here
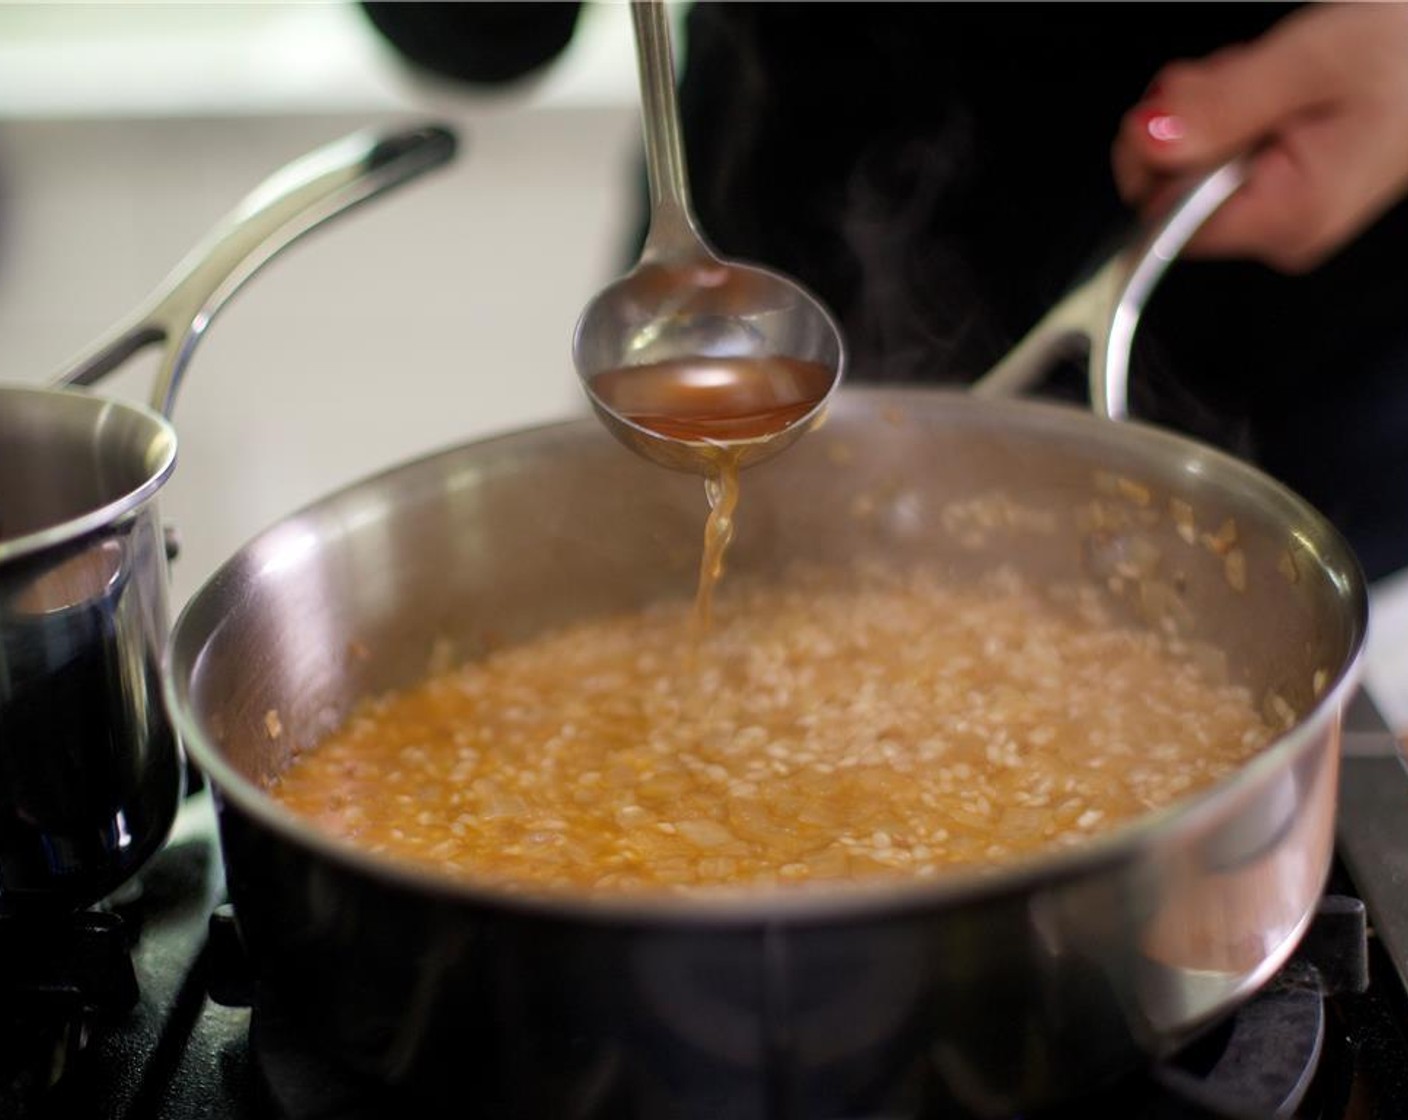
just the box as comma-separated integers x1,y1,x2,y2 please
572,0,845,475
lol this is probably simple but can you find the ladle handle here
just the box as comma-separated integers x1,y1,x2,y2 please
51,123,459,417
631,0,708,263
971,160,1247,420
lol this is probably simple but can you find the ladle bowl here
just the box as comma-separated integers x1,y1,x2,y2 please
572,0,845,476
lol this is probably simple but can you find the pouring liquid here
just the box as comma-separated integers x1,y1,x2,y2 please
693,455,740,634
591,355,832,631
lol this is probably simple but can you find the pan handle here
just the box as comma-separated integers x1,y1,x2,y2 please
971,160,1247,420
50,123,459,418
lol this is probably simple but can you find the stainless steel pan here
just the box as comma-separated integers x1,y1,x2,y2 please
0,124,456,913
164,166,1366,1117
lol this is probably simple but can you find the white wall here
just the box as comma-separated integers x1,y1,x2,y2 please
0,3,641,611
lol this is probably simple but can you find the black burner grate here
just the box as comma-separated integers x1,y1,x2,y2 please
10,770,1408,1120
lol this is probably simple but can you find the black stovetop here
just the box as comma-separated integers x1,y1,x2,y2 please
15,693,1408,1120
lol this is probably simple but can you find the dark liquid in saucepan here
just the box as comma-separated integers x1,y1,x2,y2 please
592,355,832,631
0,534,181,909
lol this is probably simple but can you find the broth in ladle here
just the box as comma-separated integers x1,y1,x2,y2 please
589,354,834,444
591,353,833,629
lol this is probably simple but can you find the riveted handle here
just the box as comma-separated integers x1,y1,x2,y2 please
972,160,1247,421
53,124,459,417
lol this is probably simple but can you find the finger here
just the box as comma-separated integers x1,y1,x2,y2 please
1120,17,1338,174
1176,109,1403,272
1110,129,1152,205
1174,145,1309,267
1111,5,1408,269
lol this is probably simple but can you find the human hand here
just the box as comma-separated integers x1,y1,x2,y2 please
1111,3,1408,273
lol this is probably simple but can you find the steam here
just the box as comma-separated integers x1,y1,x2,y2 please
834,112,1005,385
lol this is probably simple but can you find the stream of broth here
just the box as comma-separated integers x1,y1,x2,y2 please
693,453,741,634
591,354,832,628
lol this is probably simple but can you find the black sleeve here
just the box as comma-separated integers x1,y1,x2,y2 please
360,2,583,86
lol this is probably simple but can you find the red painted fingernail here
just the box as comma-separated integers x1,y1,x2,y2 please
1135,106,1186,144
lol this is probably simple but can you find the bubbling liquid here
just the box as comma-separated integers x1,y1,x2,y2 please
270,566,1275,896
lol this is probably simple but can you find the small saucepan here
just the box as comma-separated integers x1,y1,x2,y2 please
0,124,457,913
166,163,1365,1116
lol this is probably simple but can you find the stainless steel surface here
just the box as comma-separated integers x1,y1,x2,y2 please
163,135,1366,1111
571,0,844,475
166,382,1365,1111
973,160,1248,419
0,123,457,910
0,388,176,567
0,492,179,912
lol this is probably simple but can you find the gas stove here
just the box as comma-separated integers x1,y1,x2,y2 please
10,694,1408,1120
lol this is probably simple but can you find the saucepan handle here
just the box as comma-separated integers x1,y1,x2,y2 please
970,159,1247,420
51,123,459,417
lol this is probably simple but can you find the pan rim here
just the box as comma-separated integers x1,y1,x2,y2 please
0,384,178,566
166,387,1370,927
